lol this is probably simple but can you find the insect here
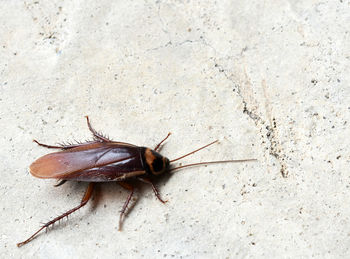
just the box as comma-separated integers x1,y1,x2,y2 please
17,116,256,247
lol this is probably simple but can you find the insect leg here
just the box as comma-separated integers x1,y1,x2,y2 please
17,183,94,247
33,139,65,149
85,116,111,142
137,177,168,204
33,139,89,150
53,180,67,187
154,132,171,151
117,182,134,230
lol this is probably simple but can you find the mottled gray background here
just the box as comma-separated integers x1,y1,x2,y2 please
1,1,349,258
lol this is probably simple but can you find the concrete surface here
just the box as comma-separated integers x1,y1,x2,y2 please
1,0,349,258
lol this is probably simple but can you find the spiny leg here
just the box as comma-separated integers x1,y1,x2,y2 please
117,182,134,231
33,139,89,150
17,183,94,247
85,116,111,142
33,139,64,149
137,177,167,204
154,132,171,151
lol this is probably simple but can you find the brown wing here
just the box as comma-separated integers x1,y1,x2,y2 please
29,142,142,179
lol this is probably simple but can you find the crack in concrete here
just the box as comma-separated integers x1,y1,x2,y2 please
157,1,168,35
144,38,204,53
261,80,288,177
213,63,288,177
265,119,288,177
145,41,173,52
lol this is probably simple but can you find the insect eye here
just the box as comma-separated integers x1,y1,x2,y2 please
152,157,164,173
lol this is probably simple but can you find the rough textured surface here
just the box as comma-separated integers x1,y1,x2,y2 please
1,0,349,258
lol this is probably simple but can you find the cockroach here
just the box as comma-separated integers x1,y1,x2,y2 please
17,116,256,247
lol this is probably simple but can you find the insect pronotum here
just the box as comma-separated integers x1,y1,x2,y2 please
17,116,256,247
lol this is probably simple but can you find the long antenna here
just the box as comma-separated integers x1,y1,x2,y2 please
170,140,218,163
169,159,257,172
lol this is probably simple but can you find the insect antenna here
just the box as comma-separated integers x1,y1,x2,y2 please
169,140,256,172
170,140,219,163
169,159,257,172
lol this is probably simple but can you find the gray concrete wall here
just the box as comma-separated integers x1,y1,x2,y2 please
1,1,349,258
